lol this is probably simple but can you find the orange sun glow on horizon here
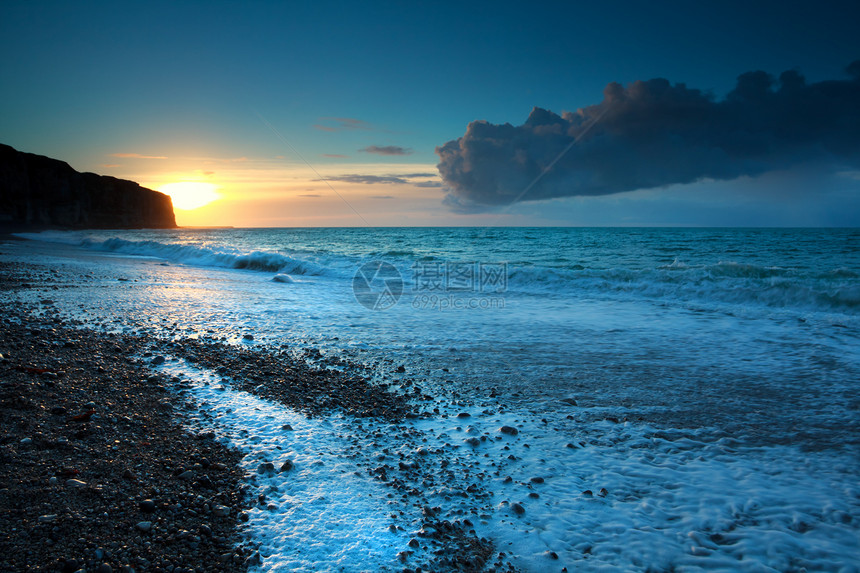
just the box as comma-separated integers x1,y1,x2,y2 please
158,182,220,210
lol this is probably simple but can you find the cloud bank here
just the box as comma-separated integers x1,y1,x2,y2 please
436,61,860,209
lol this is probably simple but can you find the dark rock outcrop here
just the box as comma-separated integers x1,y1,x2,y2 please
0,143,176,229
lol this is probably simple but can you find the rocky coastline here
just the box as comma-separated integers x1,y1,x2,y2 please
0,144,176,230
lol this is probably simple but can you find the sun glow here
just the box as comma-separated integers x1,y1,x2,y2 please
159,182,220,210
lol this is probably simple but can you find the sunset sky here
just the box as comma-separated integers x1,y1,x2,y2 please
2,1,859,226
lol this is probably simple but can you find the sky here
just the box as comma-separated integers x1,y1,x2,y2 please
2,0,859,227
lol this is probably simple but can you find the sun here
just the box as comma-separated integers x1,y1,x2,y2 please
159,182,220,210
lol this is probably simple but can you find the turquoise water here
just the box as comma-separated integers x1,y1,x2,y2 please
14,227,860,447
5,227,860,571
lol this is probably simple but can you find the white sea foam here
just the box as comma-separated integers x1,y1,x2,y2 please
158,359,860,572
159,360,411,572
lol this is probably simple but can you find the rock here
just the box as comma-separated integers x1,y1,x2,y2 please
139,499,156,513
560,397,578,406
151,356,165,365
122,469,136,480
599,487,608,497
279,460,294,472
136,521,152,532
511,503,525,516
499,425,518,436
582,490,593,497
212,505,230,517
408,538,420,548
257,462,275,474
19,438,32,445
465,437,481,447
65,478,86,488
0,143,176,229
96,564,113,573
457,412,471,418
50,406,67,416
199,524,212,536
178,470,195,480
395,365,405,373
243,334,254,341
49,476,58,486
38,514,57,523
530,477,545,484
281,424,294,431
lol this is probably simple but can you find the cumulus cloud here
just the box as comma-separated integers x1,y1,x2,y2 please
436,61,860,209
360,145,413,156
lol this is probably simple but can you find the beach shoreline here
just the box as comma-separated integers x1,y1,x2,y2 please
0,256,501,572
0,266,255,572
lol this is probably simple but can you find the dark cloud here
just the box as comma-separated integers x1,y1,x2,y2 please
414,181,443,188
360,145,413,156
436,61,860,209
369,195,394,199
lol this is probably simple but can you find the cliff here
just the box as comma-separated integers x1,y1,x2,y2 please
0,144,176,230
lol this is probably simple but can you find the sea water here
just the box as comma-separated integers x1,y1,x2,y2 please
3,227,859,571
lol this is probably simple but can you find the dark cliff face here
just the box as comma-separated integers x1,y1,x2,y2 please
0,143,176,229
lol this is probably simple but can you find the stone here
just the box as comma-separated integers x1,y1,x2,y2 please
50,406,67,416
212,505,230,517
279,460,294,472
139,499,156,513
96,564,113,573
530,477,545,484
178,470,195,480
560,397,578,406
511,503,525,516
499,425,518,436
66,478,87,488
38,514,57,523
136,521,152,532
243,334,254,341
257,462,275,474
151,355,166,365
281,424,294,431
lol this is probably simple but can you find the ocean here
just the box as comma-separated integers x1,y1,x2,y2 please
3,227,859,571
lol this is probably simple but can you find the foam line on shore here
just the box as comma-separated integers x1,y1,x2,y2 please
159,359,410,572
